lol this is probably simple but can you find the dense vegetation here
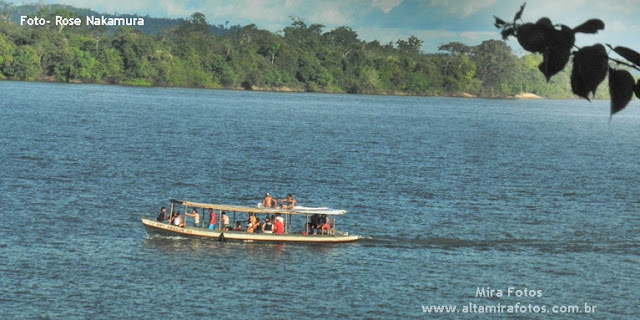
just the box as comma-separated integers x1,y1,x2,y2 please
0,2,589,98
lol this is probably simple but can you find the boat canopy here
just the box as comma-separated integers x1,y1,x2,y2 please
170,199,347,215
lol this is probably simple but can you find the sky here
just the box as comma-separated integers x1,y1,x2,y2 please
9,0,640,53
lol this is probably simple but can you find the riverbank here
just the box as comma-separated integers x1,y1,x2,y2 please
514,92,544,99
1,78,565,100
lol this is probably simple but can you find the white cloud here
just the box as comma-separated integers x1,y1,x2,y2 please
372,0,403,14
358,27,500,52
9,0,640,54
430,0,497,17
315,6,352,26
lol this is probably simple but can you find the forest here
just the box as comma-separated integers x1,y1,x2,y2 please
0,2,594,98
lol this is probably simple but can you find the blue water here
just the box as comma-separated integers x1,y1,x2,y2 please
1,81,639,319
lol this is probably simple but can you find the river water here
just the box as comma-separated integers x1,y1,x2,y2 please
1,81,638,319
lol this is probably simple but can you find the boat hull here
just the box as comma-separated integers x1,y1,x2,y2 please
141,218,358,243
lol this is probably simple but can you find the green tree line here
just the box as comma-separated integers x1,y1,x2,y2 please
0,7,586,98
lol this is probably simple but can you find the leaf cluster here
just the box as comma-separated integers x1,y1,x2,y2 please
495,3,640,116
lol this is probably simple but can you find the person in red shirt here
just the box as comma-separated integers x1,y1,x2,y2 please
208,208,217,230
274,218,284,235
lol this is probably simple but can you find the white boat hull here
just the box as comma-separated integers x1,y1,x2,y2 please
141,217,358,243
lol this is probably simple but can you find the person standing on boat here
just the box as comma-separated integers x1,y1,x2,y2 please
262,193,277,208
208,208,217,230
279,194,297,209
310,214,320,234
221,212,230,230
156,207,168,222
185,208,200,227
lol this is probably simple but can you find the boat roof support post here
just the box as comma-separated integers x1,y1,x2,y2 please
169,201,175,225
333,215,337,234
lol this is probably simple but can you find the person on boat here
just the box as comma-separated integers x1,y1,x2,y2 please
246,221,253,233
262,193,277,208
321,216,332,235
318,214,327,228
185,208,200,227
221,212,230,230
274,213,284,230
309,214,320,234
246,213,259,233
262,217,273,234
273,217,284,235
208,208,217,230
170,211,184,227
233,221,242,231
279,194,297,209
156,207,169,222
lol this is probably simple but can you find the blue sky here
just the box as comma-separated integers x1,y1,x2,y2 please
10,0,640,53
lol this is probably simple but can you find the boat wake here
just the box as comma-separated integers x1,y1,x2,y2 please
355,235,640,253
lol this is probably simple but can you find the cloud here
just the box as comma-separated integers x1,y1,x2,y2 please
8,0,640,54
430,0,497,18
372,0,403,14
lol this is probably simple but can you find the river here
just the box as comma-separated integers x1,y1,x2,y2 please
1,81,638,319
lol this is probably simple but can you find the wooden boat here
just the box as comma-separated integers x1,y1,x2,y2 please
141,199,359,243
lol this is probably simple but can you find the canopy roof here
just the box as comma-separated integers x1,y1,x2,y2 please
170,199,347,215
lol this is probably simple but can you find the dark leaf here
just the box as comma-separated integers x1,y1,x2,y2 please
547,25,575,51
514,3,526,22
609,68,635,116
539,47,571,81
501,26,515,40
607,45,640,67
536,17,553,29
636,79,640,100
516,23,546,53
494,16,507,28
573,19,605,34
570,44,608,101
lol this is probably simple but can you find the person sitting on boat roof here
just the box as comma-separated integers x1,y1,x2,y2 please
262,193,277,208
279,194,297,209
262,217,273,234
156,207,169,222
208,208,217,230
185,208,200,227
221,212,230,230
